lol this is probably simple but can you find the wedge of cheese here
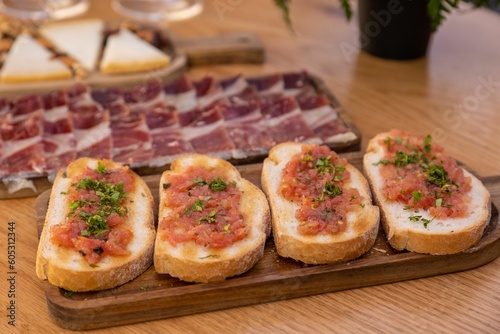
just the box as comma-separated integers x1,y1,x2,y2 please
0,33,72,84
100,28,171,75
39,19,105,71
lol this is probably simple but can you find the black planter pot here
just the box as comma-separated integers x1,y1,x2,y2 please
358,0,432,60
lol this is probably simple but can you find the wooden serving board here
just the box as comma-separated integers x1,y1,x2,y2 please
35,152,500,331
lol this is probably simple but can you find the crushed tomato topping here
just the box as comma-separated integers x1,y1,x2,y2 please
50,162,134,265
160,166,249,248
376,129,472,222
279,145,365,236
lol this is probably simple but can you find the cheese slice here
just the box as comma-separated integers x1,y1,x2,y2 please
39,19,104,71
0,33,72,84
100,28,171,75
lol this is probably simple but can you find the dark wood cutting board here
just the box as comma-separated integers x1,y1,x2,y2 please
34,152,500,330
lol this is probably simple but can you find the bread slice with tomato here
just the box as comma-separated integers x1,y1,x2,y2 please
261,142,380,264
363,130,491,255
154,154,271,283
36,158,155,292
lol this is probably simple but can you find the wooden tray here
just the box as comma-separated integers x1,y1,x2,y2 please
35,152,500,331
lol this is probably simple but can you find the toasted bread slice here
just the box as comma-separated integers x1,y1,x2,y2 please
363,130,491,255
39,19,105,71
155,154,270,283
261,142,380,264
0,33,72,84
100,28,171,74
36,158,155,292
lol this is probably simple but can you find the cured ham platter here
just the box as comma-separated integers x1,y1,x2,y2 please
35,153,500,330
0,71,361,199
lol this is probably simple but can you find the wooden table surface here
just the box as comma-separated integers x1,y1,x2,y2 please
1,0,499,333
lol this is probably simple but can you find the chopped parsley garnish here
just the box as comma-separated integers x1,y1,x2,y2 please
412,190,424,203
209,176,227,191
191,176,230,192
199,254,220,259
79,213,109,236
384,137,392,151
301,152,313,163
186,199,206,214
199,209,218,223
69,176,128,237
313,181,343,202
314,156,334,174
425,163,451,190
409,215,435,228
185,196,214,215
96,162,107,174
192,177,207,187
393,151,420,167
423,134,432,154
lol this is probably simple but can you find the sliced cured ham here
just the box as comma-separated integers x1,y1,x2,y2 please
109,104,152,167
0,98,11,116
260,96,321,145
163,74,197,112
42,90,77,173
68,82,94,106
219,73,249,96
143,102,194,167
124,79,165,111
70,104,112,160
91,87,125,108
1,95,45,178
219,103,274,158
294,87,355,143
247,73,284,95
179,106,235,158
0,71,358,183
193,74,225,108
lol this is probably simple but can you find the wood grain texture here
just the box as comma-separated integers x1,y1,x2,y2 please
1,0,500,333
33,155,500,330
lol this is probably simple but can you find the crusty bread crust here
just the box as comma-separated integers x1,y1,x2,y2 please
363,131,491,255
154,154,271,283
261,142,380,264
36,158,156,292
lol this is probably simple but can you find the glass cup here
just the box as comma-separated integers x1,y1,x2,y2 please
0,0,89,21
112,0,203,22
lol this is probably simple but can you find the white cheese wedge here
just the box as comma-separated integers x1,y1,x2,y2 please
39,19,105,71
0,33,72,84
100,28,171,75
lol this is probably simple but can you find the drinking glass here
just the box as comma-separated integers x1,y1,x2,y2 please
112,0,203,22
0,0,89,21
